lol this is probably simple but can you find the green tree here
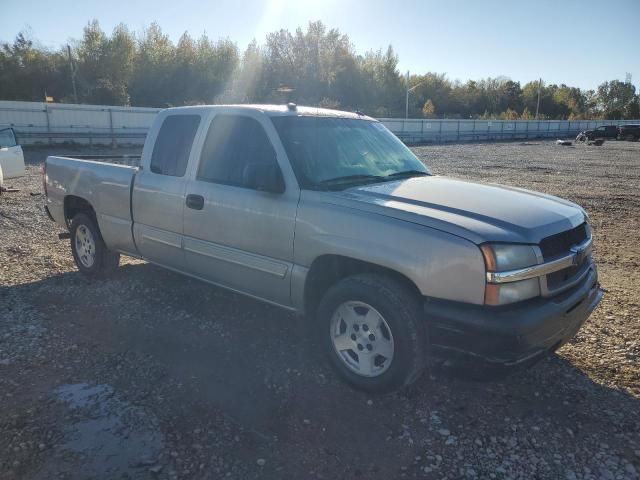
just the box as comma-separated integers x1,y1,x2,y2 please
260,21,365,109
0,19,636,121
224,40,266,103
171,32,197,104
0,32,68,102
407,73,453,118
359,45,404,116
422,99,436,118
501,108,518,120
597,80,639,119
74,21,135,104
75,19,108,101
193,35,238,104
129,23,175,106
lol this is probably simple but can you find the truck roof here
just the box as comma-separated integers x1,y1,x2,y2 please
163,104,376,121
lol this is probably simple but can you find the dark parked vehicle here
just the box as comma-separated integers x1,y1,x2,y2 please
576,125,618,142
618,124,640,141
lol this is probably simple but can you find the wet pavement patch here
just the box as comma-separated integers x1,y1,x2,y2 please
34,383,164,479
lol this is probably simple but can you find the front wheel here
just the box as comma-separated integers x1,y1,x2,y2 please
316,274,428,393
70,213,120,277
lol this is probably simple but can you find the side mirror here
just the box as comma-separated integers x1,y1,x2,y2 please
242,162,285,194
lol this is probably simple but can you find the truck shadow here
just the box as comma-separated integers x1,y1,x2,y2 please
9,260,640,477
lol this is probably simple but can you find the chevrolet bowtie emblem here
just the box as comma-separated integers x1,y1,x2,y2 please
571,244,587,266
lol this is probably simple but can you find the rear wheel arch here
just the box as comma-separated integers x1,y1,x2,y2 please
64,195,96,229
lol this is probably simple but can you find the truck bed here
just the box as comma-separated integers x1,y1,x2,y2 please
45,155,139,255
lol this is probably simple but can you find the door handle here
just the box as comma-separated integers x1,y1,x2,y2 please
186,194,204,210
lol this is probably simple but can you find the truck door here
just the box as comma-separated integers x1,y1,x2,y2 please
182,112,299,307
0,128,25,180
132,113,202,270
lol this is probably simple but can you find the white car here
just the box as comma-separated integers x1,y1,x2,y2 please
0,127,25,189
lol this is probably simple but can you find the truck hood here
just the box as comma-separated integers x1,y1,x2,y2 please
327,176,586,244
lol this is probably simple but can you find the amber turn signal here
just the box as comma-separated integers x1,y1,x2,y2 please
480,244,496,272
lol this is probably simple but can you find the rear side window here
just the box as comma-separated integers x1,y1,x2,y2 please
150,115,200,176
197,115,278,187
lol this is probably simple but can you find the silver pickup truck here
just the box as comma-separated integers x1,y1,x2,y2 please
44,104,602,392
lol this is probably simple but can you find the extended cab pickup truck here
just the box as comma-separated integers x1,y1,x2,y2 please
44,105,602,392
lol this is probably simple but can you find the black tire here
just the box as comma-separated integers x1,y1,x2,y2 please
69,213,120,277
316,274,428,393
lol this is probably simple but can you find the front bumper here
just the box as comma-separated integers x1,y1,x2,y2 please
424,267,602,369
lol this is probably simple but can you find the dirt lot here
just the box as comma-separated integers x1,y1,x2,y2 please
1,140,639,480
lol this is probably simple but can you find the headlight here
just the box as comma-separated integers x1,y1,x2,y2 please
480,243,541,305
484,278,541,305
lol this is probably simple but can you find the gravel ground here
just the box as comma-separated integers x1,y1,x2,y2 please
1,140,639,480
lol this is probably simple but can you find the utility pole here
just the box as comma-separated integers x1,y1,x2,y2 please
535,77,542,119
67,45,78,104
405,70,410,119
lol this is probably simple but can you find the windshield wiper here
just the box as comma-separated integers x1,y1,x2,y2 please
315,170,428,190
383,170,429,180
317,174,385,188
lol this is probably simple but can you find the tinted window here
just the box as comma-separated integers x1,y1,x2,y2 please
0,128,17,148
150,115,200,176
197,115,278,188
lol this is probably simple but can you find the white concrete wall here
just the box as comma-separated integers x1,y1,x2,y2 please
1,100,637,145
0,101,159,145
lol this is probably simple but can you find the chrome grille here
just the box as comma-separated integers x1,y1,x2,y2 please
546,261,589,290
539,223,591,292
540,223,588,260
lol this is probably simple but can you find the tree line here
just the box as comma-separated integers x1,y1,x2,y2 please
1,20,638,120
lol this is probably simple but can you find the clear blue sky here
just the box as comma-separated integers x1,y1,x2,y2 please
2,0,639,91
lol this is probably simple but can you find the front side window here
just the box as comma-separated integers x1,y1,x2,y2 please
271,117,429,190
197,115,279,188
0,128,17,148
150,115,201,177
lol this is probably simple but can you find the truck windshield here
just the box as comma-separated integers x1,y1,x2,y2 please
271,116,430,189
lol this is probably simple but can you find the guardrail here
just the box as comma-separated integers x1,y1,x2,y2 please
378,118,640,144
15,129,147,146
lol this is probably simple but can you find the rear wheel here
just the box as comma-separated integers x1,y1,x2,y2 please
316,274,427,392
70,213,119,277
